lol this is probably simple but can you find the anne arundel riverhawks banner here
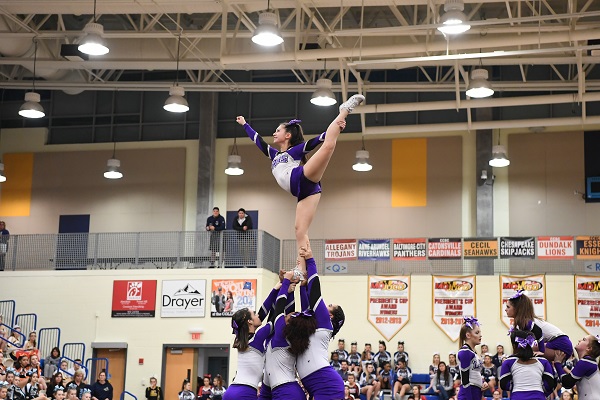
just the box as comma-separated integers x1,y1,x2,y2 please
432,276,476,341
575,275,600,336
368,276,410,341
500,275,546,328
325,239,357,261
358,239,390,261
536,236,574,260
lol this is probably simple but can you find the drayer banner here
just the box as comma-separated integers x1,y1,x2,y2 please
161,280,206,318
368,275,410,341
432,276,476,341
499,237,536,259
393,238,427,260
537,236,574,260
463,239,498,258
112,280,157,317
210,279,257,318
575,275,600,335
325,239,357,261
576,236,600,260
358,239,390,261
428,238,462,260
500,275,546,328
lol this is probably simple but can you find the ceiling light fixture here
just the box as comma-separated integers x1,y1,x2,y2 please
489,132,510,168
19,39,45,119
164,34,189,113
0,162,6,183
225,137,244,176
311,78,337,107
78,0,109,56
252,1,284,47
466,68,494,98
438,0,471,35
352,135,373,172
104,142,123,179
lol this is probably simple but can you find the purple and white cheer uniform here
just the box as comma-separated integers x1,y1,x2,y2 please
499,356,556,400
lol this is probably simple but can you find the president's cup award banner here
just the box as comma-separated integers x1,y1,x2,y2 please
575,275,600,336
432,276,476,341
368,276,410,341
500,275,546,328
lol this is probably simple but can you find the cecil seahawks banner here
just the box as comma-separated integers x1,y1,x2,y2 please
500,275,546,328
368,276,410,341
358,239,390,261
575,275,600,336
432,276,476,341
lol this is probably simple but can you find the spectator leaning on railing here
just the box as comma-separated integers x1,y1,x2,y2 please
0,221,9,271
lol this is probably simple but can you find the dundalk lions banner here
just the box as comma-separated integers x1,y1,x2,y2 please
432,276,476,341
368,276,410,341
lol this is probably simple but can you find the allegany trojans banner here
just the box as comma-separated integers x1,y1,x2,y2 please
368,276,410,341
161,280,206,318
432,276,476,341
575,275,600,336
500,275,546,328
325,239,357,261
211,279,257,317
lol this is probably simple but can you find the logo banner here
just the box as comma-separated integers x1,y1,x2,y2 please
428,238,462,260
358,239,390,261
392,238,427,260
210,279,257,318
325,239,357,261
576,275,600,335
368,276,410,341
499,237,536,259
112,280,157,318
432,276,476,341
161,280,206,318
500,275,546,328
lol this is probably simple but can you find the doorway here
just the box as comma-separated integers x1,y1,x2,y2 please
91,347,127,398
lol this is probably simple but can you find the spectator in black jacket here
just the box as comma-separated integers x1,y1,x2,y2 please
206,207,226,267
232,208,254,267
90,371,112,400
144,378,163,400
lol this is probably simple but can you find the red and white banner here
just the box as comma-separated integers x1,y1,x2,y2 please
432,276,476,341
325,239,357,261
575,275,600,335
392,238,427,260
368,276,410,341
500,275,546,328
537,236,574,260
112,280,157,317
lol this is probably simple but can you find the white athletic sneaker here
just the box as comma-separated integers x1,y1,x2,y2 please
339,94,365,113
292,267,304,281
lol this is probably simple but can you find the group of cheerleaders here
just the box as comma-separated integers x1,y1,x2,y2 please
223,91,600,400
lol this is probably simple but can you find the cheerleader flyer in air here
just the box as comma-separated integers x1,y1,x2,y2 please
500,275,546,328
210,279,257,317
368,276,410,340
432,275,476,341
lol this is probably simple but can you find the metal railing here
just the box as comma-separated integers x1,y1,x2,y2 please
0,230,280,272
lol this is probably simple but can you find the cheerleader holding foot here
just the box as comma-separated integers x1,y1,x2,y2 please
499,329,556,400
236,94,365,257
457,316,488,400
505,290,573,361
554,335,600,398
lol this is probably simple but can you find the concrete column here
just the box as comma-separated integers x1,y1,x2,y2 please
475,107,494,274
196,92,218,231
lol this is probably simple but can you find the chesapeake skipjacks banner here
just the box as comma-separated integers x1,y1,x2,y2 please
368,276,410,341
575,275,600,335
358,239,390,261
428,238,462,260
393,238,427,260
432,276,476,341
536,236,574,260
325,239,357,261
500,275,546,328
499,237,536,259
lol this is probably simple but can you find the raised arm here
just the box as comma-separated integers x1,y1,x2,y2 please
236,116,277,159
258,286,280,321
305,257,331,329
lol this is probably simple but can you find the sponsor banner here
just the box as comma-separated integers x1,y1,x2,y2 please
500,275,546,328
463,238,498,259
325,262,348,274
585,262,600,273
499,237,536,259
210,279,257,318
112,280,157,318
428,238,462,260
393,238,427,260
368,276,410,341
576,236,600,260
432,276,476,341
576,275,600,335
325,239,357,261
537,236,574,260
358,239,390,261
161,280,206,318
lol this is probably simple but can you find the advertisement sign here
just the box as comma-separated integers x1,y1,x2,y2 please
161,280,206,318
537,236,574,260
499,237,536,259
368,276,410,341
325,263,348,273
428,238,462,260
575,275,600,335
210,279,257,317
325,239,357,261
463,239,498,259
393,238,427,260
358,239,390,261
112,280,157,317
576,236,600,260
432,276,476,341
500,275,546,328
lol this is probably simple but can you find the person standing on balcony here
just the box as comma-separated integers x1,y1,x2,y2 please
232,208,254,267
0,221,9,271
206,207,226,268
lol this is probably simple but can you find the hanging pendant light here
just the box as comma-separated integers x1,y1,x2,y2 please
104,142,123,179
252,1,283,47
225,137,244,176
0,162,6,183
489,145,510,168
438,0,471,35
311,78,337,107
19,39,45,119
78,0,109,56
352,136,373,172
164,34,189,113
466,68,494,98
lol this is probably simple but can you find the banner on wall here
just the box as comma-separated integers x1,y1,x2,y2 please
499,237,536,259
432,276,476,341
368,276,410,341
576,236,600,260
210,279,257,317
463,238,498,259
161,280,206,318
500,275,546,328
537,236,574,260
575,275,600,335
393,238,427,260
112,280,157,317
358,239,390,261
325,239,357,261
428,238,462,260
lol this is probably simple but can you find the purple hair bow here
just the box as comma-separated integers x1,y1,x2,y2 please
291,309,314,318
507,325,515,336
515,335,537,349
231,320,239,335
287,119,302,125
463,316,480,330
510,289,525,300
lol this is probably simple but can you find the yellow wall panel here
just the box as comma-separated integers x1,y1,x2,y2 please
391,138,427,207
0,153,34,216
